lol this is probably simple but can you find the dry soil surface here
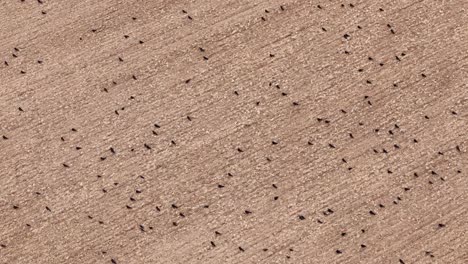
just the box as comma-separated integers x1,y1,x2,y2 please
0,0,467,263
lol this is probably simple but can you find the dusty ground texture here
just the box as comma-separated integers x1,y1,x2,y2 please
0,0,467,263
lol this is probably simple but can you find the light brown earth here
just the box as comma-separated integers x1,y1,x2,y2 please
0,0,467,263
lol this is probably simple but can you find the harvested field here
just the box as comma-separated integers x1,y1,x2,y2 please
0,0,467,263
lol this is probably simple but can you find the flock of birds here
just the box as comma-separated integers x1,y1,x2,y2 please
1,1,466,264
